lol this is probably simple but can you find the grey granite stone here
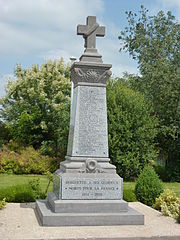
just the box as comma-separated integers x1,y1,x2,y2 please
77,16,105,63
53,172,123,200
36,200,144,226
77,16,105,49
59,156,116,173
48,192,128,213
70,62,112,87
35,15,144,226
67,85,108,158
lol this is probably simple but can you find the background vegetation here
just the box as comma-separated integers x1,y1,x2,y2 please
0,174,180,203
119,6,180,181
107,79,158,180
0,7,179,182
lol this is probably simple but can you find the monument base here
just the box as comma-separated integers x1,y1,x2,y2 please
36,172,144,226
36,192,144,226
36,199,144,226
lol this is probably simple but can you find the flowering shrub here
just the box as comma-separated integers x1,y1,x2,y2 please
153,189,180,221
0,198,6,209
0,59,70,160
0,145,56,174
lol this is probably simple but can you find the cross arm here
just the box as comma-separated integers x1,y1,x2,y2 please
77,25,87,35
96,26,105,36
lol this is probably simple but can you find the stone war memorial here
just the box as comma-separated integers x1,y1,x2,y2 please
36,16,144,226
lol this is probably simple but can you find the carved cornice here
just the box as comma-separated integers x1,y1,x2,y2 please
71,66,112,87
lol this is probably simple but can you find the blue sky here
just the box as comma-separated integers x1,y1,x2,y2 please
0,0,180,97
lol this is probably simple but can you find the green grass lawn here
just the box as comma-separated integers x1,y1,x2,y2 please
0,174,179,197
0,174,53,192
123,181,180,197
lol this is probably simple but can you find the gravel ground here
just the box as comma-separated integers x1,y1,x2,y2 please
0,202,180,240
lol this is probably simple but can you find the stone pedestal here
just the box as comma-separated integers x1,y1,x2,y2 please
36,16,144,226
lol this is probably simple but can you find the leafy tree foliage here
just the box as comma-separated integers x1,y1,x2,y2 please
119,6,180,181
0,121,10,148
107,78,158,180
0,58,71,159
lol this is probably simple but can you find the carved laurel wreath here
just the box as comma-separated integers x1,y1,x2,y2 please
79,159,104,173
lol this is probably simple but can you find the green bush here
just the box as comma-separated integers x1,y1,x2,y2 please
0,145,57,174
153,189,180,220
107,78,158,180
123,189,137,202
0,179,46,202
135,165,163,206
0,198,6,209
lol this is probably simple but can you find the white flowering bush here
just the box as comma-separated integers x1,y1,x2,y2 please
0,58,71,160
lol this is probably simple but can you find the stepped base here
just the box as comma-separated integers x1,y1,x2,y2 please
36,199,144,226
48,192,128,213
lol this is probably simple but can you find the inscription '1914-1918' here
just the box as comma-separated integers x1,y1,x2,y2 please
61,176,122,200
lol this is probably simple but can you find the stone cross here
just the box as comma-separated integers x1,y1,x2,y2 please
77,16,105,49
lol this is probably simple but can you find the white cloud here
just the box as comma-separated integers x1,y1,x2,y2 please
0,0,140,98
0,0,104,55
150,0,180,19
158,0,180,10
0,0,104,30
41,49,72,62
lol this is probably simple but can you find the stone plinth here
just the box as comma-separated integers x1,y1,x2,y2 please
36,199,144,226
53,172,122,200
36,15,144,226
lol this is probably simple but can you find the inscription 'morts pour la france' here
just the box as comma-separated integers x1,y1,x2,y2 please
61,174,122,200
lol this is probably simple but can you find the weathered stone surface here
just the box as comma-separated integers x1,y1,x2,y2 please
59,156,116,173
77,16,105,49
48,192,128,213
35,15,144,226
77,16,105,63
36,200,144,226
70,63,112,87
53,173,123,200
67,85,108,158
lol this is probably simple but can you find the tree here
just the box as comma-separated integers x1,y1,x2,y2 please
0,120,10,148
107,78,158,180
0,58,71,159
119,6,180,181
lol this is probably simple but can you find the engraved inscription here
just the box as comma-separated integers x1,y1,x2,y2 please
75,86,108,157
61,176,122,199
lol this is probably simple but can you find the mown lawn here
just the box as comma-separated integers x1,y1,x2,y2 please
124,181,180,196
0,174,53,192
0,174,180,196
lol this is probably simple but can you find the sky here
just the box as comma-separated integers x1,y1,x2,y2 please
0,0,180,97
